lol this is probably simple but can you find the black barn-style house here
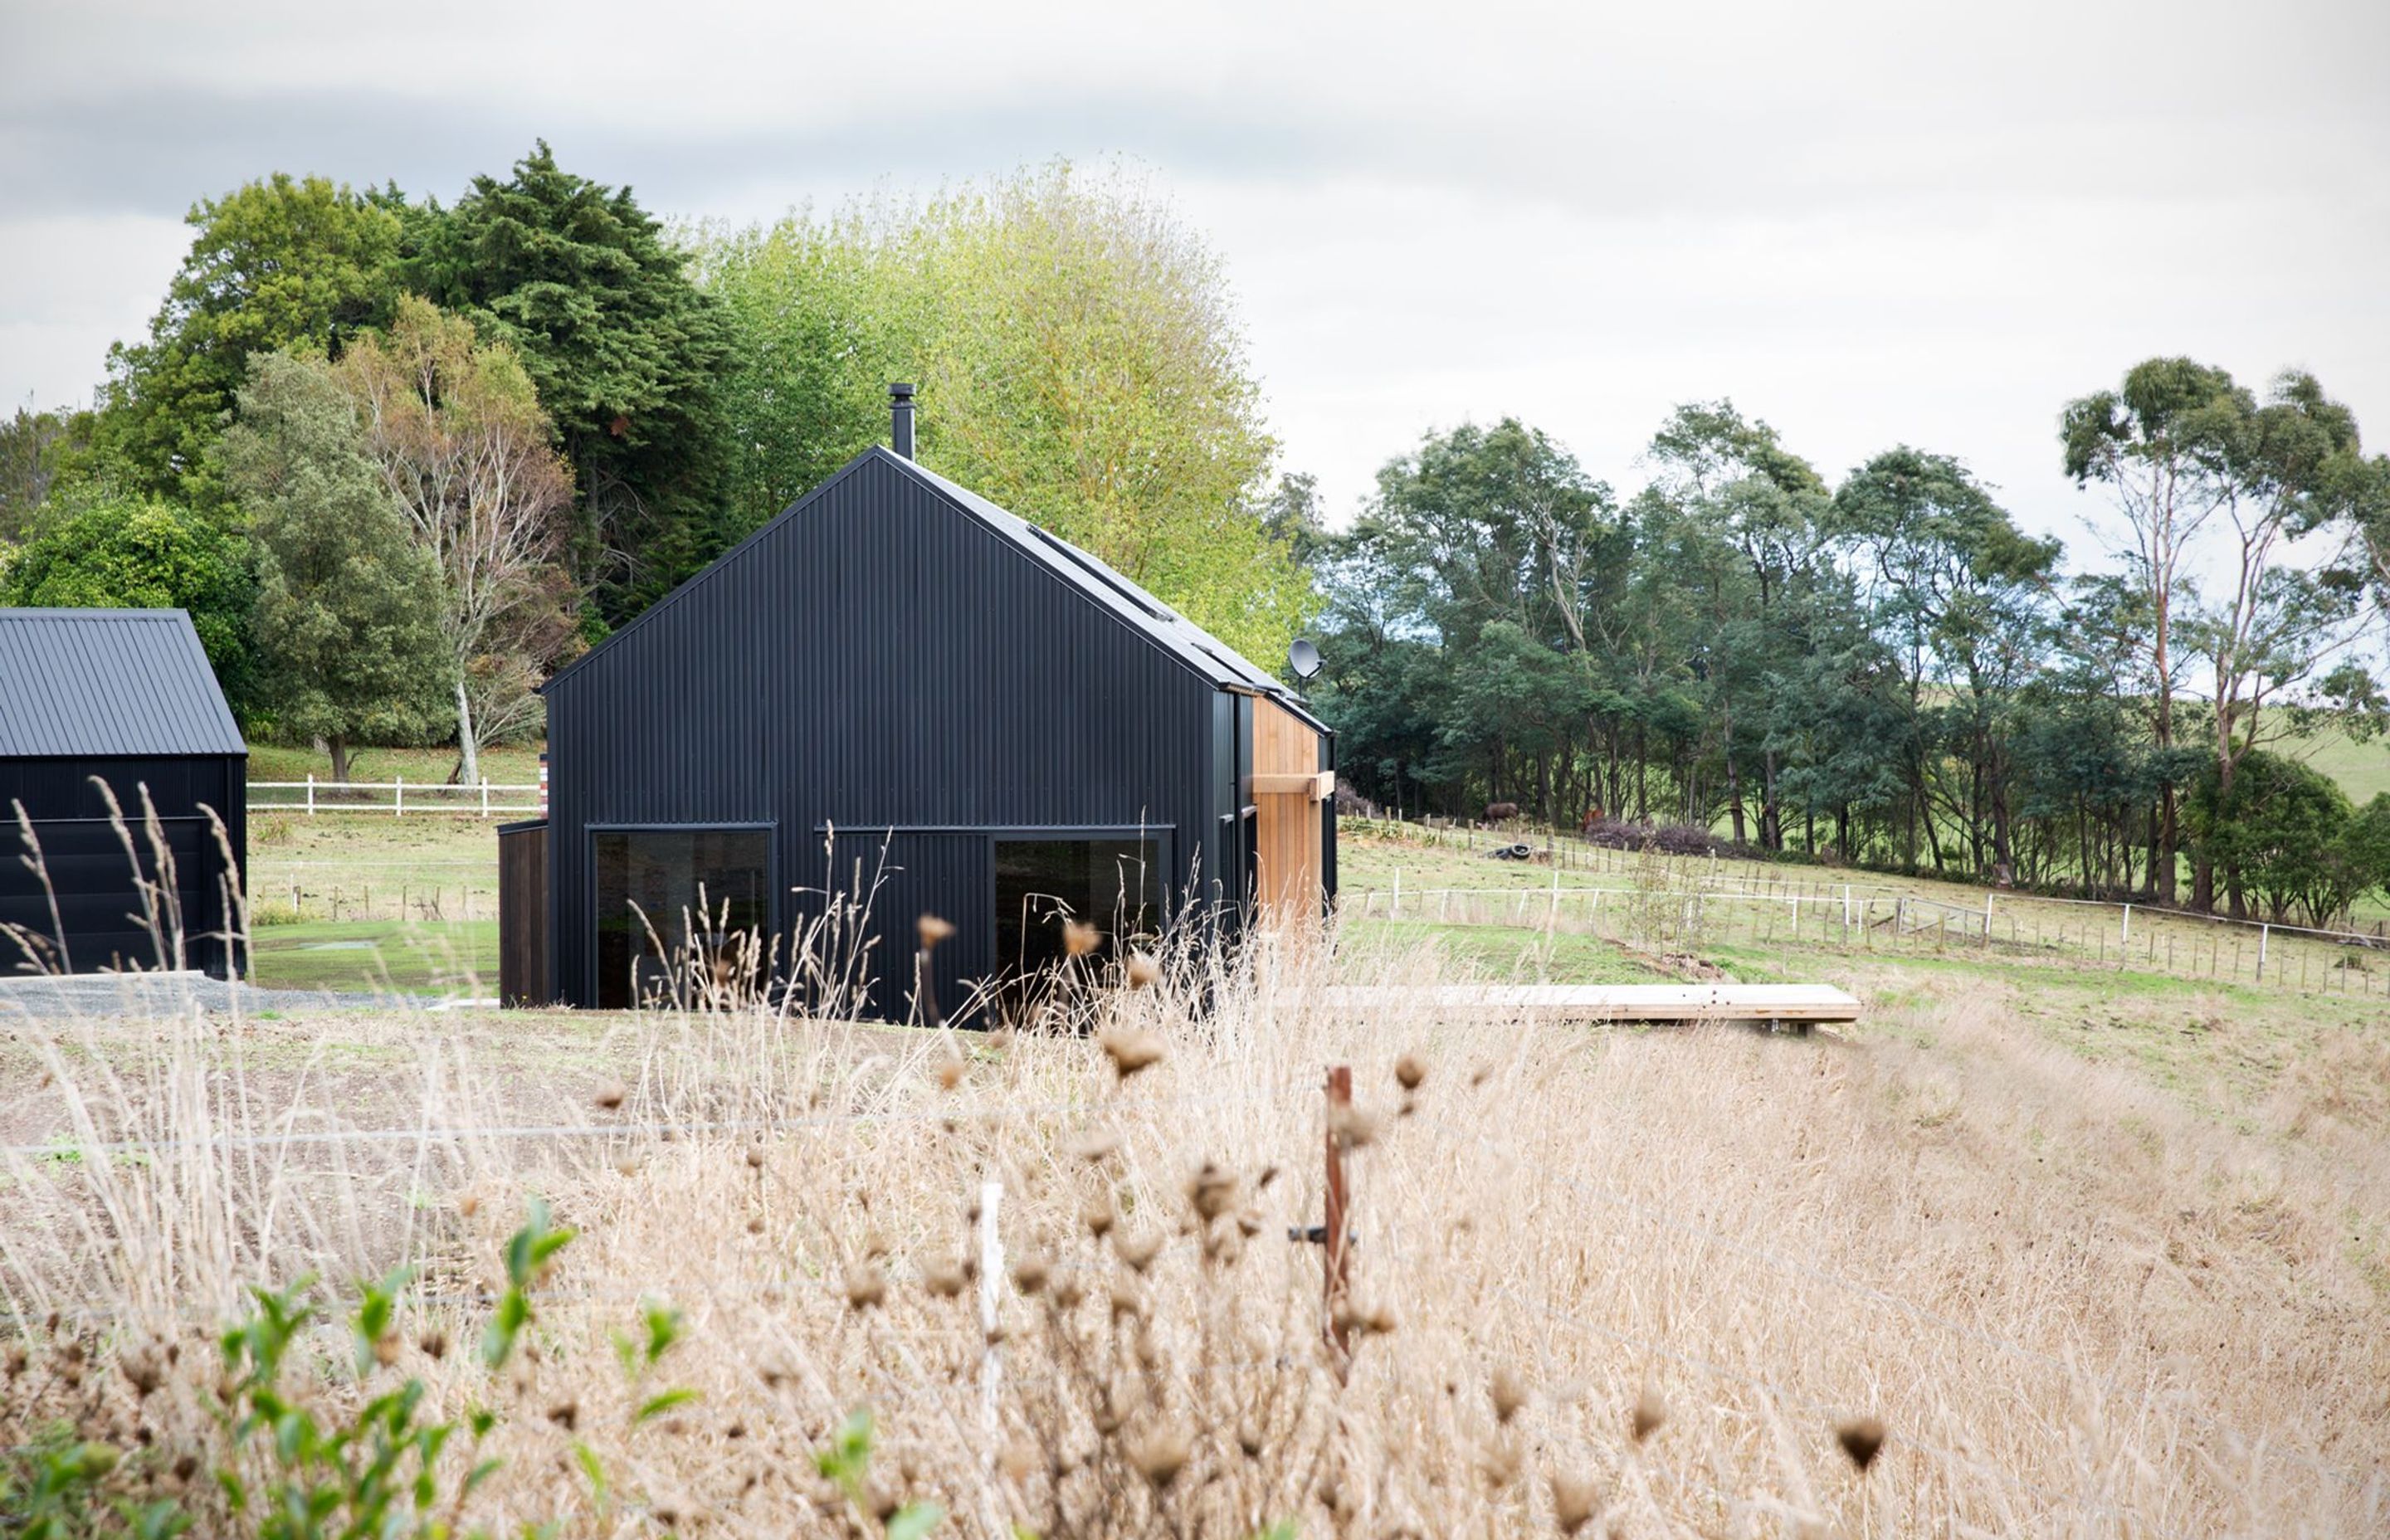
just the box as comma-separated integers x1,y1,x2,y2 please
502,387,1335,1017
0,608,248,978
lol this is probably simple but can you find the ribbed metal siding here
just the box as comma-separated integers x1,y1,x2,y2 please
544,456,1226,1016
0,610,246,757
0,753,246,978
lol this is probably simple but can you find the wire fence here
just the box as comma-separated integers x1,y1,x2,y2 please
1348,869,2390,1001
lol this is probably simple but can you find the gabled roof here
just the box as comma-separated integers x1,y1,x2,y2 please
548,448,1328,728
0,609,247,758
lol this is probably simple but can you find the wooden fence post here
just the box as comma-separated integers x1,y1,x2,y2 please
1323,1065,1353,1361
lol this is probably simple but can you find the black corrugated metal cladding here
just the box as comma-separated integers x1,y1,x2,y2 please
544,454,1227,1018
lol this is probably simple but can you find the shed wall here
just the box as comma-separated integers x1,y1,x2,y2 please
543,456,1227,1017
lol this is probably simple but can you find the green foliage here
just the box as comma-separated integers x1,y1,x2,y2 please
407,142,735,624
812,1409,944,1538
0,404,90,540
212,1270,504,1540
481,1196,576,1369
94,174,407,514
219,350,448,771
2183,750,2363,924
694,162,1310,667
0,481,256,708
0,1427,186,1540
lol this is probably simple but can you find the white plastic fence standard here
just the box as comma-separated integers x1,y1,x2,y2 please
248,779,542,816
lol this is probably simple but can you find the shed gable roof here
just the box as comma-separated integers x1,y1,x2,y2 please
547,448,1320,724
0,609,247,758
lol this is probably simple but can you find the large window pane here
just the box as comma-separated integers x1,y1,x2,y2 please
593,828,772,1009
993,837,1165,983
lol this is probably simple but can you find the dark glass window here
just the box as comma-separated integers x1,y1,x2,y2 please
993,837,1165,982
593,828,772,1009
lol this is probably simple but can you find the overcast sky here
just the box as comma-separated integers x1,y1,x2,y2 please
4,0,2388,558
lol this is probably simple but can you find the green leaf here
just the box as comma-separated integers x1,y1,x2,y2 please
886,1502,945,1540
632,1388,699,1425
571,1441,608,1513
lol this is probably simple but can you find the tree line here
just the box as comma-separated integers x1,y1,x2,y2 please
1311,381,2390,925
1,149,1301,779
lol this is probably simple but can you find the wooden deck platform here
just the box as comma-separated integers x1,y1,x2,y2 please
1323,983,1861,1026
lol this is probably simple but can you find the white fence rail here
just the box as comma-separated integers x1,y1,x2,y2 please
248,777,539,818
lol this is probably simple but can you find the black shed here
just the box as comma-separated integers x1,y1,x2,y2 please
510,393,1334,1018
0,608,248,977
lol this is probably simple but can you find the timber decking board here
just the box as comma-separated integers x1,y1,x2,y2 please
1323,983,1861,1023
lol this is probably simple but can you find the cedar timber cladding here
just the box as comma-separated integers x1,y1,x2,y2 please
0,609,247,978
536,442,1334,1020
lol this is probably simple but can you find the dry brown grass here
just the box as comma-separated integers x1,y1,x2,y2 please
4,924,2388,1537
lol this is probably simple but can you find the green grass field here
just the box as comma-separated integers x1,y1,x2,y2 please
246,918,498,993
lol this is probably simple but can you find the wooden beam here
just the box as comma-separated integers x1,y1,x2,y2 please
1247,771,1333,797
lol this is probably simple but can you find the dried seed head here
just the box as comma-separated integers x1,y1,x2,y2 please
746,1216,765,1235
918,914,957,949
1011,1255,1052,1295
1125,952,1162,989
1113,1230,1163,1273
934,1057,966,1091
458,1193,480,1219
1238,1421,1265,1458
1000,1440,1039,1483
419,1329,448,1361
547,1401,580,1431
372,1333,401,1368
1050,1270,1086,1310
5,1344,29,1378
1109,1280,1144,1320
1072,1129,1122,1163
1480,1434,1523,1489
1082,1192,1117,1237
1490,1367,1529,1423
1550,1471,1602,1533
1835,1416,1886,1472
1326,1100,1378,1149
746,1146,766,1168
1098,1025,1165,1079
1064,921,1102,958
1632,1385,1667,1444
1395,1053,1427,1092
593,1080,627,1111
922,1257,968,1298
1130,1427,1191,1488
843,1263,887,1311
1187,1161,1238,1221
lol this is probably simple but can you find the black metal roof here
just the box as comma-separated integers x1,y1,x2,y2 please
546,447,1329,729
0,609,246,758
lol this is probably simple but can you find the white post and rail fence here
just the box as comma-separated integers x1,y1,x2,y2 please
248,777,542,818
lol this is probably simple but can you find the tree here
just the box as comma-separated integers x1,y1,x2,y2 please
0,404,88,540
694,163,1311,668
407,143,735,624
2183,749,2361,925
219,351,448,782
0,483,256,707
335,298,582,785
93,174,406,513
1834,447,2058,877
2061,358,2240,903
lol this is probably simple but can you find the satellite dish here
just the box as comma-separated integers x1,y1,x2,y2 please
1288,637,1322,682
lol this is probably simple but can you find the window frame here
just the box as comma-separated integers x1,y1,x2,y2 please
585,821,778,1007
987,826,1175,981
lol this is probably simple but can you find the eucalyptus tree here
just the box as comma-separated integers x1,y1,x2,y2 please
1641,403,1834,849
1834,447,2058,876
2062,358,2241,900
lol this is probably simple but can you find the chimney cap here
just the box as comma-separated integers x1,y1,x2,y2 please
890,381,916,400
